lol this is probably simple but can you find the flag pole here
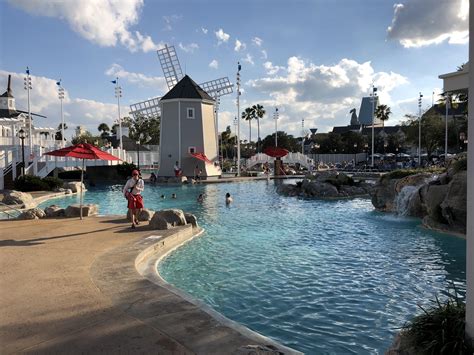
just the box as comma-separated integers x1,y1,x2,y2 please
80,158,84,220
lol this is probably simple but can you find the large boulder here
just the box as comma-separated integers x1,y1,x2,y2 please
440,171,467,234
149,209,187,230
126,208,155,222
420,184,449,222
44,205,66,217
17,208,45,220
63,182,86,193
305,181,339,198
394,173,432,193
371,179,398,212
184,213,198,228
2,190,35,209
65,204,98,218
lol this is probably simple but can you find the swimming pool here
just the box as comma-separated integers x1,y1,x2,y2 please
40,180,466,354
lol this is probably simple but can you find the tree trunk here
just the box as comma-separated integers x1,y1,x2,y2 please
257,118,261,153
249,120,252,143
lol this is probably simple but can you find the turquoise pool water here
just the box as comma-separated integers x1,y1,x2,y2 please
40,181,466,354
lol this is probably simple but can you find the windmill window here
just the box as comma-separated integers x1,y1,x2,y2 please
188,147,196,154
187,108,195,119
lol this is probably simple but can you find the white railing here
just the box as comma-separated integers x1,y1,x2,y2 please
127,151,160,168
0,136,63,148
247,152,315,169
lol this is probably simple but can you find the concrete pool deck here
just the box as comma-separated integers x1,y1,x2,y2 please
0,216,300,354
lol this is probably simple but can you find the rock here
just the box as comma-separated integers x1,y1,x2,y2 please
64,204,98,218
149,209,187,230
126,208,154,222
2,190,35,209
17,210,38,220
371,179,398,211
65,189,72,195
53,187,66,192
233,344,284,355
17,208,45,220
44,205,66,217
395,173,432,193
64,182,86,193
306,181,339,197
440,171,467,234
420,184,449,222
184,213,198,228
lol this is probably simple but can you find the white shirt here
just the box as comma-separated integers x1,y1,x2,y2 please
123,178,144,196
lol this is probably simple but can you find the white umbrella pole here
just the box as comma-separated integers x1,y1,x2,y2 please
80,158,84,220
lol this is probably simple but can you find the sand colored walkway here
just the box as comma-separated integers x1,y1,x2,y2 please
0,217,299,354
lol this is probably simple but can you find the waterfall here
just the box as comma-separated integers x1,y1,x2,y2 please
395,185,419,216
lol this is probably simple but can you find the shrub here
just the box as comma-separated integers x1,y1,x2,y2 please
14,175,49,191
42,176,63,190
117,162,137,178
452,157,467,173
402,291,472,355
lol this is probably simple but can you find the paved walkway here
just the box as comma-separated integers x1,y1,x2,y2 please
0,217,299,354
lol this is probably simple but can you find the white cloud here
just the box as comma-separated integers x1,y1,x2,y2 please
234,39,246,52
252,37,263,47
387,0,469,48
178,42,199,53
8,0,163,53
201,27,208,34
162,14,182,31
105,64,168,92
263,61,284,75
209,59,219,69
248,57,408,133
215,28,230,44
261,50,268,60
242,54,255,66
0,70,128,137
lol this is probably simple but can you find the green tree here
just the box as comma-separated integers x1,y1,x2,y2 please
97,123,110,138
261,131,300,152
126,114,161,144
402,113,444,157
241,107,254,144
374,104,392,128
252,104,265,152
71,131,106,146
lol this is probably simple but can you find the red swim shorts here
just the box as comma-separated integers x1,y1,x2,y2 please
127,194,144,209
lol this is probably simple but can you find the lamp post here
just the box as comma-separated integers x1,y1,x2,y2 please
18,128,26,176
114,78,123,151
301,119,305,154
274,107,279,147
24,67,32,151
136,139,140,170
353,143,358,167
57,80,65,147
233,116,238,170
236,62,241,176
445,93,450,157
418,92,423,166
371,85,377,167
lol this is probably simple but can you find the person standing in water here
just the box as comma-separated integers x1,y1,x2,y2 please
225,192,233,205
123,170,144,229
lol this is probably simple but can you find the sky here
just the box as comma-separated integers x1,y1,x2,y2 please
0,0,469,140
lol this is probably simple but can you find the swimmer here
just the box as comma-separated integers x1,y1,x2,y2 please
225,192,233,205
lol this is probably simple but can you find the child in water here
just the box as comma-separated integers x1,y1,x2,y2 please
197,194,204,203
225,192,233,205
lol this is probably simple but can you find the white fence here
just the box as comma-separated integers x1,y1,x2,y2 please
308,153,368,164
247,152,315,169
127,150,160,168
0,136,62,148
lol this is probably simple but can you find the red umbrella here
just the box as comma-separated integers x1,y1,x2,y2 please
44,143,121,219
264,147,289,158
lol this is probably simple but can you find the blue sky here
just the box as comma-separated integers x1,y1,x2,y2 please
0,0,469,139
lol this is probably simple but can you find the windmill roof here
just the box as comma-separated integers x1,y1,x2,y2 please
160,75,214,101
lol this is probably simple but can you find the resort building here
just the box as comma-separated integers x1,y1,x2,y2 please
0,75,56,148
158,75,221,179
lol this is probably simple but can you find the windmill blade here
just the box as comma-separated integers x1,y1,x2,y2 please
129,97,161,119
157,45,184,90
199,77,233,97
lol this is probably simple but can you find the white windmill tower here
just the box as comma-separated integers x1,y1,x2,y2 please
129,45,233,179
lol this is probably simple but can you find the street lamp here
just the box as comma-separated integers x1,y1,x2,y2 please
371,85,378,167
18,128,26,176
113,78,123,151
236,62,242,176
24,67,32,151
136,139,140,170
418,92,423,166
57,80,65,147
353,143,358,167
274,107,279,147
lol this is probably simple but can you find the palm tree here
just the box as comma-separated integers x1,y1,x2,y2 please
374,104,392,129
242,107,254,144
252,104,266,152
98,123,110,138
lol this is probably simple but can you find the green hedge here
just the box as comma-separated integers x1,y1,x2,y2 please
14,175,63,192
